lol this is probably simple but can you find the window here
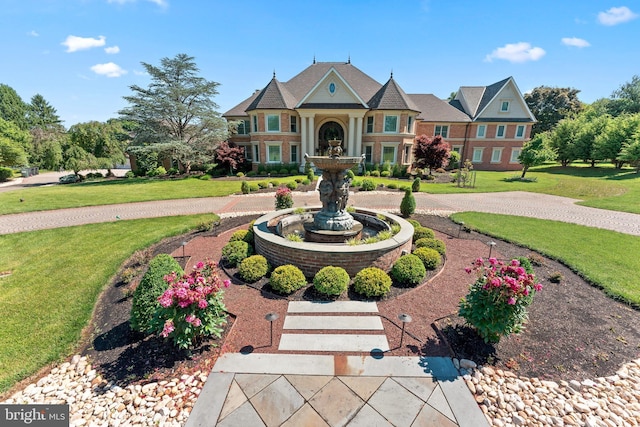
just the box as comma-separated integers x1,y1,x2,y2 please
290,144,298,163
267,115,280,132
384,115,398,133
434,125,448,138
516,125,525,138
510,148,522,163
267,144,281,162
472,148,484,163
500,101,510,112
364,145,373,164
253,144,260,163
290,116,297,133
476,125,486,138
382,145,397,163
491,148,503,163
252,115,258,132
366,116,374,133
451,145,462,154
241,145,251,161
496,125,505,138
237,120,250,135
403,145,412,164
407,116,413,133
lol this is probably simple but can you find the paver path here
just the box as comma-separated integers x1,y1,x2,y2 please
2,191,640,235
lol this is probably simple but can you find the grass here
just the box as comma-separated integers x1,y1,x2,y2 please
0,213,218,394
451,212,640,306
0,175,306,215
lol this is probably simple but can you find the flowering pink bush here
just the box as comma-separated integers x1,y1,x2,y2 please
459,257,542,343
152,259,230,349
275,186,294,210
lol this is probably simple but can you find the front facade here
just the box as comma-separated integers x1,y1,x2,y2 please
224,61,536,171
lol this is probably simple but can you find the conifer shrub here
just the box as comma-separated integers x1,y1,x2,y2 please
241,181,250,194
238,255,270,283
130,254,183,333
352,267,392,297
270,265,307,294
413,247,442,270
415,237,446,256
221,241,253,267
400,189,416,217
391,254,426,287
313,266,350,296
412,177,421,192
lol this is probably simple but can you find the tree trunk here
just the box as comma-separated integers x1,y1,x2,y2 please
521,166,529,179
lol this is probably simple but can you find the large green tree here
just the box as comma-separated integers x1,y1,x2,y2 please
27,94,63,130
119,53,228,173
594,114,640,168
67,120,129,174
610,75,640,115
524,86,583,137
0,118,29,167
518,132,555,178
0,84,28,130
549,118,580,166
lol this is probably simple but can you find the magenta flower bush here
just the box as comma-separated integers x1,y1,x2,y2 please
275,186,294,210
152,259,230,349
459,257,542,343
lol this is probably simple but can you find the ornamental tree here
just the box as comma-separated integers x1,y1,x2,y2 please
215,141,245,174
413,134,450,175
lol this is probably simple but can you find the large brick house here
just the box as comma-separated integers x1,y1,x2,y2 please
223,60,536,171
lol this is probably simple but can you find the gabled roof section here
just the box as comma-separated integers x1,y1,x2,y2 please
245,75,297,111
295,66,369,108
410,94,471,122
454,86,486,117
473,77,512,118
474,77,536,121
368,76,420,111
223,90,260,117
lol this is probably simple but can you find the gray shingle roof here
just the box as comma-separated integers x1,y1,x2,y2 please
456,77,512,118
368,77,420,111
245,77,297,111
409,94,471,122
223,90,260,117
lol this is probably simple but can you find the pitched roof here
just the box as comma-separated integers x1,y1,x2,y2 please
245,76,297,110
368,76,420,111
223,90,260,117
455,77,512,118
409,94,471,122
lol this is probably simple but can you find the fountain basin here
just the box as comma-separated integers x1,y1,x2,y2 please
253,207,414,277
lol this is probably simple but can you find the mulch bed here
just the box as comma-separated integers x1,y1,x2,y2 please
80,212,640,387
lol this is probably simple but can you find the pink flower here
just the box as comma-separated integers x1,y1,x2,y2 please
490,277,502,287
534,283,543,292
192,317,202,327
161,320,174,337
196,261,204,269
223,279,231,288
507,297,516,305
185,314,196,324
465,267,472,274
198,299,208,309
488,257,498,266
511,259,520,267
158,292,173,308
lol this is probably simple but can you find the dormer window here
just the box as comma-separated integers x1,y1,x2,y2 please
500,101,510,112
328,82,337,96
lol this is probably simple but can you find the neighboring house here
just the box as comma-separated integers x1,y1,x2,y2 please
223,60,536,171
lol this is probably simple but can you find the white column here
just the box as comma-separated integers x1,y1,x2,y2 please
355,117,363,156
309,115,315,155
348,116,355,157
301,116,308,157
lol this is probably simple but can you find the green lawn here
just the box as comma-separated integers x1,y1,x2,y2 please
451,212,640,306
0,213,218,393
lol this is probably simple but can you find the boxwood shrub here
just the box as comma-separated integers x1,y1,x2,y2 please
222,241,253,267
413,226,435,242
413,247,442,270
407,219,421,229
130,254,183,333
270,265,307,294
313,266,350,296
391,254,426,287
415,237,446,256
352,267,392,297
238,255,270,283
360,179,375,191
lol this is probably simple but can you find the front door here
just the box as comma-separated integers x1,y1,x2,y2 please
318,121,345,155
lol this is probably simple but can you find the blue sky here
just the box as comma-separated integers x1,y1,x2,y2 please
2,0,639,127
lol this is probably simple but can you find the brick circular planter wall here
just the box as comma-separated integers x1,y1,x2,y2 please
253,207,414,278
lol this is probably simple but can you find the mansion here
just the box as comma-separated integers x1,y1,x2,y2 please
223,60,536,171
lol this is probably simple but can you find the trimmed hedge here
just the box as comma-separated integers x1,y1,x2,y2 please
391,254,426,287
270,265,307,294
413,247,442,270
130,254,183,333
415,237,446,256
221,241,253,267
352,267,392,297
238,255,270,283
313,266,350,296
413,226,435,242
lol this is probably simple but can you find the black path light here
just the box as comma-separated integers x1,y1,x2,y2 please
487,241,496,258
181,241,187,259
457,221,465,238
398,313,412,347
265,313,279,347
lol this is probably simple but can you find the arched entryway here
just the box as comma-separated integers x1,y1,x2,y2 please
317,121,345,155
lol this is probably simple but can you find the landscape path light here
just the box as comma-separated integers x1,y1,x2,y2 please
265,312,279,347
487,241,496,258
398,313,412,347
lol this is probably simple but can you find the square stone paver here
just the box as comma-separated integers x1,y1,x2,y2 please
426,385,456,423
250,376,305,427
217,400,265,427
309,377,365,427
234,373,279,398
392,377,437,401
338,376,385,401
412,404,458,427
281,403,330,427
367,378,425,426
285,375,333,400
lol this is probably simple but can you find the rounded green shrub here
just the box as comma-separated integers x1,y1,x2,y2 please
0,167,13,182
221,241,253,267
287,181,298,190
249,183,259,191
413,226,435,242
370,170,380,177
407,219,421,229
352,267,392,297
413,247,442,270
130,254,183,333
516,257,534,274
391,254,426,287
270,265,307,294
258,181,269,189
381,170,391,177
302,178,311,185
360,179,375,191
386,183,397,189
236,171,245,178
412,177,421,192
313,266,350,296
229,229,254,245
238,255,270,283
241,181,250,194
415,237,446,256
346,169,355,179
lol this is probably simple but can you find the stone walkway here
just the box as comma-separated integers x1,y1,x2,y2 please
2,191,640,236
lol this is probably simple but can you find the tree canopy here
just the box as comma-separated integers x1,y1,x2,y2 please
27,94,63,130
119,53,228,173
518,132,555,178
0,84,28,130
413,135,450,174
524,86,583,137
67,120,129,173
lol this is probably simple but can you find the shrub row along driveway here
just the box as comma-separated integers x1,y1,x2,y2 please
1,190,640,236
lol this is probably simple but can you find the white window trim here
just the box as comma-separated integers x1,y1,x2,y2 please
476,124,486,138
363,143,374,164
510,148,522,163
266,114,280,132
383,115,398,133
252,142,260,163
366,116,374,133
381,143,398,164
451,145,463,153
407,116,413,134
496,125,506,138
435,124,449,138
516,125,525,139
290,142,300,163
403,144,413,165
252,115,258,132
491,147,503,163
266,141,283,163
240,145,252,161
472,147,484,163
290,116,297,133
500,100,510,112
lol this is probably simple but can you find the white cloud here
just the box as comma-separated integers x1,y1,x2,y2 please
62,35,106,53
28,30,39,37
598,6,638,25
562,37,590,48
90,62,127,78
484,42,546,63
105,46,120,54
